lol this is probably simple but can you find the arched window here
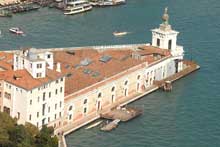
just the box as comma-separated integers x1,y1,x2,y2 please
68,106,73,111
84,107,87,114
111,86,115,92
98,92,102,98
84,99,87,104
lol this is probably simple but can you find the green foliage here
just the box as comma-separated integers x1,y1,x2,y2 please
0,112,58,147
35,125,58,147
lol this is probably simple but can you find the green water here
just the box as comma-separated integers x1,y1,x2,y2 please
0,0,220,147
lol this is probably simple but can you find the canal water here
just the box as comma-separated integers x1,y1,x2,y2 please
1,0,220,147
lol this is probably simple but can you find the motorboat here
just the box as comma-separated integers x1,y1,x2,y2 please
64,0,92,15
113,31,129,36
9,27,24,35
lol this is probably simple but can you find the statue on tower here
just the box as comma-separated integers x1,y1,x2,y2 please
159,7,172,31
162,7,169,25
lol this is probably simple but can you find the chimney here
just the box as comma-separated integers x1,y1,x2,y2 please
56,62,61,72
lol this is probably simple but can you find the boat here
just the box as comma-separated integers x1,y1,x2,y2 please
100,119,120,131
0,10,13,17
9,27,24,35
113,31,129,36
85,120,103,129
92,0,126,7
64,0,93,15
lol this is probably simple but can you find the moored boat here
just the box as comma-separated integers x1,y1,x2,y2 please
9,27,24,35
64,0,92,15
92,0,126,7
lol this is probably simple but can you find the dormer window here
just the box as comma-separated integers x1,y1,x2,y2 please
37,64,42,69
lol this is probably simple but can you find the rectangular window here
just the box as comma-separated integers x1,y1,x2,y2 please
60,87,63,93
60,101,62,108
37,64,42,69
157,38,160,47
17,112,20,119
49,92,51,98
59,112,61,117
56,80,59,84
55,104,57,110
55,89,58,95
42,104,46,116
30,99,32,105
37,112,39,118
48,117,50,122
60,78,63,82
4,92,11,99
168,40,172,50
43,92,46,101
47,54,51,59
54,114,57,119
48,107,50,113
29,115,32,121
37,73,42,78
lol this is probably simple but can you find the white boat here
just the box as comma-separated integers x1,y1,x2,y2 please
64,0,92,15
92,0,126,7
9,27,24,35
113,0,126,5
113,31,129,36
85,120,103,129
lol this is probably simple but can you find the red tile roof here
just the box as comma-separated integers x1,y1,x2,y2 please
0,45,171,93
0,52,64,90
53,45,171,96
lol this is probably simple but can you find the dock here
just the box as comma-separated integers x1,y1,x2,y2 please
101,107,143,122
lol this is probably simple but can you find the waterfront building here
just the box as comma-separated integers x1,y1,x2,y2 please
0,48,65,128
0,8,196,137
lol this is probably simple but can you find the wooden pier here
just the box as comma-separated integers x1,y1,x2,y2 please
101,107,143,122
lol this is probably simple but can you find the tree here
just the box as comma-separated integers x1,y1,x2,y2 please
35,125,58,147
0,112,58,147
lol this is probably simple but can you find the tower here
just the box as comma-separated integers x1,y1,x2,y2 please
151,8,184,72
